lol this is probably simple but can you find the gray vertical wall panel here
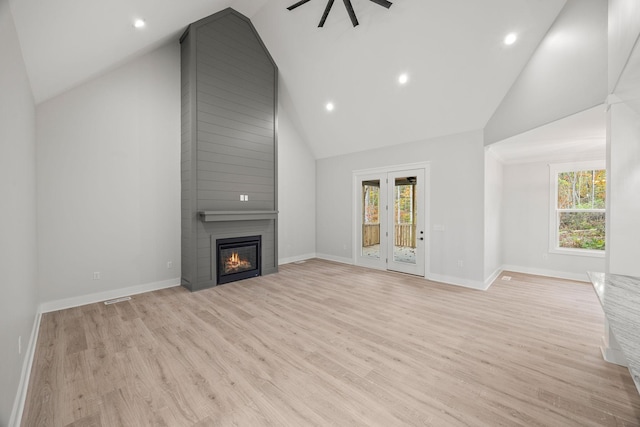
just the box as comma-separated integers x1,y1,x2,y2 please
180,8,278,291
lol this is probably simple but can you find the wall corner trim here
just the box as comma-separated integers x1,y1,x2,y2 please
9,310,42,427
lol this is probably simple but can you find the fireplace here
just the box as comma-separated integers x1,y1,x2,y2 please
180,10,278,292
216,235,261,285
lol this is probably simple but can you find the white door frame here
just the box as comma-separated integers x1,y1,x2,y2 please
353,162,430,277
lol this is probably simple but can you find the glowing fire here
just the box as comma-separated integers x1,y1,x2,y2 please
224,251,252,274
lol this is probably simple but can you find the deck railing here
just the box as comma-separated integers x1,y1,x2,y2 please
362,224,416,248
395,224,416,248
363,224,380,247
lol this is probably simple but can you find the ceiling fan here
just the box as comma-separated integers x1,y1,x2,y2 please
287,0,393,28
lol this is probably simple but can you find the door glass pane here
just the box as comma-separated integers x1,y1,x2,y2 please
362,180,380,259
393,177,416,264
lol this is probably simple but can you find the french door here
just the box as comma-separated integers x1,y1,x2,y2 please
355,167,426,276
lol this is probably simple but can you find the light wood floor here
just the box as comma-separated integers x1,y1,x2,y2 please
22,259,640,426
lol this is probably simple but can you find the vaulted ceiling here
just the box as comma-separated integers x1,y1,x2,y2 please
10,0,570,158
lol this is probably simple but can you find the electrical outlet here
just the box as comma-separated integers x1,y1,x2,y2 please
167,261,173,269
93,272,100,280
18,336,22,355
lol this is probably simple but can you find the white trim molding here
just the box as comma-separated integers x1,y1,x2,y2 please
501,264,590,282
279,253,317,265
315,253,354,265
40,278,181,313
600,319,628,367
426,273,490,291
484,267,503,289
9,310,42,427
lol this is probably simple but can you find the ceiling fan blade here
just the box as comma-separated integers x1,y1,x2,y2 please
368,0,392,8
287,0,313,11
343,0,359,27
318,0,335,27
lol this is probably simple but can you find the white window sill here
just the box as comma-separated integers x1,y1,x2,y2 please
549,247,606,258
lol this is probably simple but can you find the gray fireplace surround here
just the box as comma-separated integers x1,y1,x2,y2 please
180,9,278,291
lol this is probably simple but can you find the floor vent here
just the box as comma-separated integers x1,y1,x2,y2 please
104,296,132,305
294,260,307,265
501,276,512,281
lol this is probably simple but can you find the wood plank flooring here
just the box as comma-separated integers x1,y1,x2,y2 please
21,259,640,426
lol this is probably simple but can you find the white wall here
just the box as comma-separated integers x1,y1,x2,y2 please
606,0,640,277
277,87,317,264
316,130,486,288
484,150,503,280
502,161,605,280
607,103,640,276
484,0,608,144
36,43,182,307
0,1,39,424
35,39,317,307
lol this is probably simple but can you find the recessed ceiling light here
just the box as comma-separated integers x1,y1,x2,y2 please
133,19,146,29
398,73,409,85
325,102,335,112
504,33,517,46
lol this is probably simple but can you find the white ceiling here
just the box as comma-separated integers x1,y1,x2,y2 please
251,0,567,158
8,0,269,103
487,105,606,164
614,31,640,116
10,0,570,158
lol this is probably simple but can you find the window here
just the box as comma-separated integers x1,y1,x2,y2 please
549,161,606,256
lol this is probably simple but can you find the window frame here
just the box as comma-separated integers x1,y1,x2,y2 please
548,160,606,258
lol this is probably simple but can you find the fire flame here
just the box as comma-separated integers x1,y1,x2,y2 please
224,251,251,273
230,252,240,265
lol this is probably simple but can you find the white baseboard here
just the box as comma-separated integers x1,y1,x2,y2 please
483,267,503,289
600,336,628,367
9,309,42,427
315,253,354,265
40,278,181,313
500,264,589,282
279,253,317,265
313,257,491,291
425,273,489,291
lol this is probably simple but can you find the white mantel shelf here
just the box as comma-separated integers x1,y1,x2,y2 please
199,211,278,222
